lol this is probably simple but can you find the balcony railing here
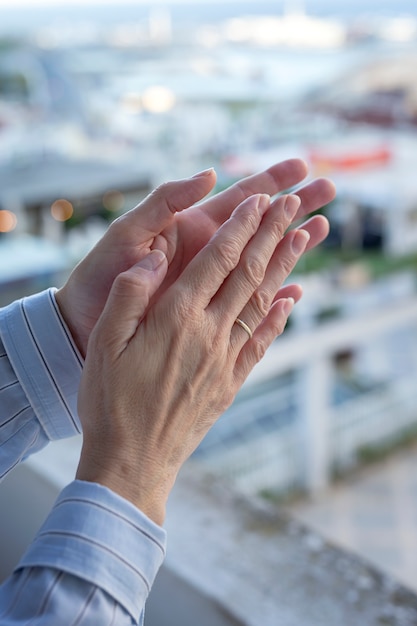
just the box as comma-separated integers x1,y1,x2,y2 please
194,294,417,498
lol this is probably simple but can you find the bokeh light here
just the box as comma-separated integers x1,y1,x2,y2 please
142,85,176,114
0,210,18,233
103,190,125,212
50,199,74,222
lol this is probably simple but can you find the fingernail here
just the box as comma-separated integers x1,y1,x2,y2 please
285,194,301,219
192,167,215,178
291,229,310,254
258,193,270,211
138,249,166,271
283,297,295,317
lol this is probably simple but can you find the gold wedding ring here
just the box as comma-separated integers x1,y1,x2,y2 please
234,318,253,339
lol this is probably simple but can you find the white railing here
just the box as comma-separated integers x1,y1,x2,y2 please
193,295,417,497
332,376,417,470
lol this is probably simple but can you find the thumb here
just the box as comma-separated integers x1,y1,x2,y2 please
91,249,168,354
126,168,217,237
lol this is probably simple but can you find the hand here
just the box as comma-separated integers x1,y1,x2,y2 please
56,160,335,356
76,193,316,525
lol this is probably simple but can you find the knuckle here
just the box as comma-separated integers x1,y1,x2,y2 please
170,287,194,318
149,182,177,214
278,253,295,277
242,207,261,233
112,270,142,294
170,288,205,334
196,315,226,354
230,204,260,239
107,213,126,234
273,316,288,338
251,287,271,318
242,254,265,287
151,181,171,198
209,327,228,353
270,219,287,242
214,239,241,273
252,337,268,362
202,334,219,359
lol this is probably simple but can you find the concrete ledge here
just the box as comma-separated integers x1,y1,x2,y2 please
2,442,417,625
160,462,417,626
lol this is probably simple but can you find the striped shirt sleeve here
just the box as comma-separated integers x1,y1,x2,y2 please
0,291,167,624
0,480,167,625
0,289,83,480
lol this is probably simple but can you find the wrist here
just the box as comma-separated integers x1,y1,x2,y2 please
55,285,88,358
76,446,173,526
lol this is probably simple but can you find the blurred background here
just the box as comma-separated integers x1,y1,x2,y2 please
2,0,417,595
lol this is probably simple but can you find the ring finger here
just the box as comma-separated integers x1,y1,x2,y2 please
229,227,310,350
230,211,328,345
210,194,301,324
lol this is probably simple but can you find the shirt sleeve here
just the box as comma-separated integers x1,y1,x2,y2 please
0,291,167,624
0,288,83,481
0,480,167,625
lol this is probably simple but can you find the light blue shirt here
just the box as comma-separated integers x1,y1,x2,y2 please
0,289,166,625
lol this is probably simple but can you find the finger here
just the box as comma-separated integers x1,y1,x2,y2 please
113,169,217,240
205,159,309,223
293,177,336,222
231,215,329,338
177,193,271,307
91,250,168,355
296,214,330,251
274,283,303,303
229,229,310,349
211,194,301,320
234,296,295,386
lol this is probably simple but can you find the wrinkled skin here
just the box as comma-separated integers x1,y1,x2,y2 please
76,192,328,525
56,160,335,357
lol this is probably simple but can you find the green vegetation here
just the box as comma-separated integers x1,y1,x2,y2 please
0,72,29,100
0,38,23,52
259,486,308,507
298,247,417,278
260,425,417,507
356,424,417,466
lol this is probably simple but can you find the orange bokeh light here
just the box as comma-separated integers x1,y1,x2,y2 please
0,210,17,233
51,199,74,222
103,190,125,212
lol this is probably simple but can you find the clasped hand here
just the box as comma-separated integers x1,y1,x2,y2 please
75,181,333,525
56,159,334,357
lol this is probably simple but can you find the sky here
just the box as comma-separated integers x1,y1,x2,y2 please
0,0,411,17
0,0,236,5
0,0,402,9
0,0,389,5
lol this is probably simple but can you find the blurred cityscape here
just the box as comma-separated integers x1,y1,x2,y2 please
2,0,417,593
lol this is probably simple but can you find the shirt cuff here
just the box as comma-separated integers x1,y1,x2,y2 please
0,288,83,439
17,480,167,622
